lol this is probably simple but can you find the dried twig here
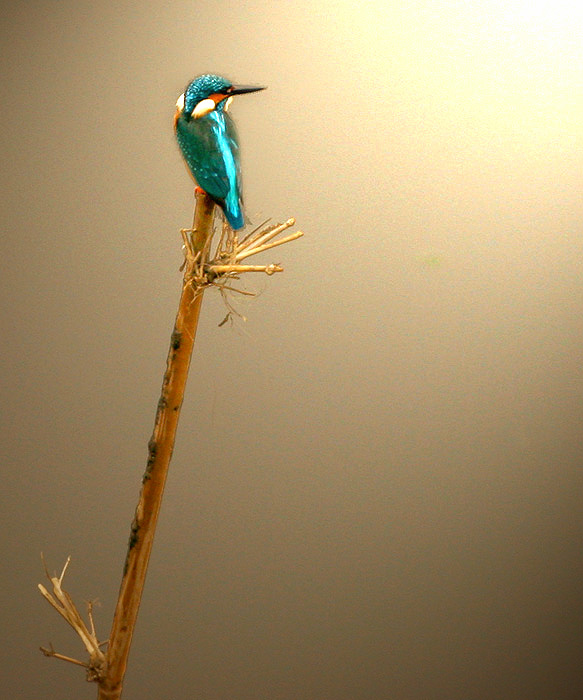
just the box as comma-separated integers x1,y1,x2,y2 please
38,556,106,682
184,215,303,292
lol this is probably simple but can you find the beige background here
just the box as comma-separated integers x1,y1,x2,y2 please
1,1,582,699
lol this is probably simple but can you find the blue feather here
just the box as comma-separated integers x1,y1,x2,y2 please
175,74,262,230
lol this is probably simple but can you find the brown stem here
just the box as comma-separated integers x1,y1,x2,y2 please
97,190,215,700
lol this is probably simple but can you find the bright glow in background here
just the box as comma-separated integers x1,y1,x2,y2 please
1,1,581,699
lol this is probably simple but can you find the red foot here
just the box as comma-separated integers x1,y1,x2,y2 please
194,186,206,195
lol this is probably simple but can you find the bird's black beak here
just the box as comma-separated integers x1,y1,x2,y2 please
228,84,267,96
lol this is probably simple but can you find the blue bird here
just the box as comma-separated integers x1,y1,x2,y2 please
174,74,265,230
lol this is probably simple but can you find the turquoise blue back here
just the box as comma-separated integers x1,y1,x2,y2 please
175,106,244,230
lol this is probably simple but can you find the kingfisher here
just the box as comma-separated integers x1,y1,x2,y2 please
174,74,266,230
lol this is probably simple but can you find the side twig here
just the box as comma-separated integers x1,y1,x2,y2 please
38,557,106,682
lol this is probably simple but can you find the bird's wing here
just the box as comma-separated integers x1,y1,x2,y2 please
221,111,244,220
176,111,240,204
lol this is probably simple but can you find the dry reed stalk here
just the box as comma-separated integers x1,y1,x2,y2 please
39,189,303,699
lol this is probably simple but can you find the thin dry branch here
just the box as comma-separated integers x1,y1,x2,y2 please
236,231,304,261
97,190,216,700
208,263,283,274
39,191,302,700
236,218,296,254
98,200,301,700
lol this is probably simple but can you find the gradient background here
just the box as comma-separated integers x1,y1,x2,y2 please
1,1,582,699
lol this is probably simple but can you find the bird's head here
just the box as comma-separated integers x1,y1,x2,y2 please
175,73,266,121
